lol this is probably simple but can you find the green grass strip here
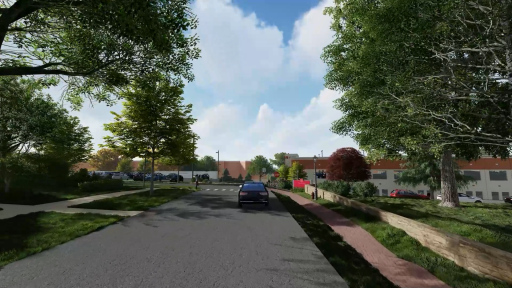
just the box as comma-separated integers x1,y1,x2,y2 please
0,212,123,267
275,193,399,288
291,191,512,288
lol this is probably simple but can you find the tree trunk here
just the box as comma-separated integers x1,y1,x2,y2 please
429,186,436,200
150,156,155,196
177,166,180,183
439,150,460,207
4,177,10,193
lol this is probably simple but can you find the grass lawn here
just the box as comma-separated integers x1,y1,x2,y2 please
70,188,196,211
354,197,512,254
275,193,399,288
0,212,123,267
0,187,143,205
288,191,512,288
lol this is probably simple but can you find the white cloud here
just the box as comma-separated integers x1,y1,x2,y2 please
288,0,335,79
193,88,358,161
191,0,287,96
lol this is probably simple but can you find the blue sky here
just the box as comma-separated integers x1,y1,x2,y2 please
53,0,358,161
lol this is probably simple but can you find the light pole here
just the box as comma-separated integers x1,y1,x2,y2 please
321,150,323,157
216,150,219,182
313,155,318,200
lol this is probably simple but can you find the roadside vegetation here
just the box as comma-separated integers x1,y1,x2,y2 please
275,193,399,288
0,212,124,267
70,188,196,211
286,190,512,288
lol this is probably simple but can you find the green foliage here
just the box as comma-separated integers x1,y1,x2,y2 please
0,0,200,109
222,168,230,177
116,158,133,173
277,180,292,190
395,156,474,195
88,148,121,171
287,162,307,180
78,179,124,193
102,72,196,194
244,173,252,181
318,180,351,197
195,155,217,171
248,155,273,180
270,152,286,168
137,160,151,173
351,182,378,199
277,164,289,180
69,169,91,185
237,174,243,180
291,188,305,193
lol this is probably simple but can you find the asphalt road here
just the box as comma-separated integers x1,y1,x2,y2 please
0,185,348,288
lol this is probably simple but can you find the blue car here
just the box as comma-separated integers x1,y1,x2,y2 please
144,173,165,181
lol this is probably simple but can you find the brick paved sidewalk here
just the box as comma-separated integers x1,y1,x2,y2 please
272,189,451,288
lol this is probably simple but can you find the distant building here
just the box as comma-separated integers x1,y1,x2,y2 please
287,153,512,201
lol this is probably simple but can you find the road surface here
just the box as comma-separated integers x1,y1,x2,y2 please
0,185,348,288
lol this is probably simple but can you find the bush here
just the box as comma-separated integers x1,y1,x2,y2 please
278,180,292,190
318,180,351,197
291,188,305,193
351,182,378,198
78,179,124,193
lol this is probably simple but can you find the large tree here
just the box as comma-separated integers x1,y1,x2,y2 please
88,148,121,171
287,162,307,180
322,0,510,207
159,134,198,179
103,72,196,194
0,0,200,109
247,155,273,181
395,155,474,200
0,76,92,193
196,155,217,171
116,157,133,174
270,152,286,168
326,148,370,183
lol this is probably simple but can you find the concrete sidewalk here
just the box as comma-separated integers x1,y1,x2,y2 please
0,188,148,219
272,188,450,288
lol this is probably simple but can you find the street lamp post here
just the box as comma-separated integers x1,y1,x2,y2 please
321,150,323,157
313,155,318,200
216,150,219,182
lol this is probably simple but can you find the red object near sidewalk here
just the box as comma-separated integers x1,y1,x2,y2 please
273,171,280,177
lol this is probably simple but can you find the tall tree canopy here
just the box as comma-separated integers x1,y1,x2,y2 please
88,148,121,171
270,152,286,168
103,72,196,194
247,155,273,181
287,162,307,180
326,148,370,183
116,157,133,174
322,0,512,207
0,76,92,192
0,0,200,109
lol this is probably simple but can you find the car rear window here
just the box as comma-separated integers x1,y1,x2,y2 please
241,184,266,192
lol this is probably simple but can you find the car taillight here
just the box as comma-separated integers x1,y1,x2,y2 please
240,192,248,195
259,192,268,195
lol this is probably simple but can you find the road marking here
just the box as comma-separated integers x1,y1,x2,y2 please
214,189,218,191
222,189,226,191
206,189,210,191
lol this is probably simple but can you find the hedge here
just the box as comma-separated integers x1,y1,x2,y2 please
78,179,124,193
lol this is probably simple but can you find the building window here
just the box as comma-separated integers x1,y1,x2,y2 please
394,171,402,180
492,192,500,200
503,192,510,199
463,171,481,181
466,191,473,197
489,171,507,181
418,190,424,195
372,170,387,179
476,191,483,199
381,189,388,196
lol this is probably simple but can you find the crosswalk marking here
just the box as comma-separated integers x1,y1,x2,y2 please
214,189,218,191
222,189,226,191
206,189,210,190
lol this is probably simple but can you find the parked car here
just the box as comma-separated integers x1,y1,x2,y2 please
505,196,512,204
145,173,165,181
132,173,144,181
167,173,184,182
437,193,483,203
390,189,429,199
238,183,269,207
112,172,130,180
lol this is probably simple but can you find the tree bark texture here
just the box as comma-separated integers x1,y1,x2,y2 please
439,150,460,207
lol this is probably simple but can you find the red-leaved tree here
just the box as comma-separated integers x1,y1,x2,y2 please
327,148,371,182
